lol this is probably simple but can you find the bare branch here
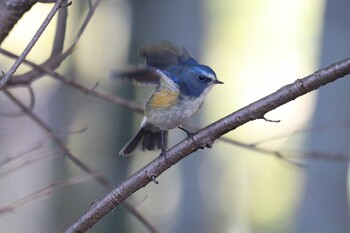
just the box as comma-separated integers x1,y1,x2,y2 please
51,0,68,56
250,119,350,147
0,0,35,44
0,48,144,113
122,203,161,233
303,151,350,161
51,73,144,113
0,84,35,117
0,152,60,177
0,124,87,171
262,116,281,123
6,0,102,87
0,0,158,231
64,57,350,233
0,175,93,215
2,89,159,233
2,89,110,187
219,137,305,167
0,0,64,89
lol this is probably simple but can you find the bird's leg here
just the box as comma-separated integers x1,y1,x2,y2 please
178,126,206,149
178,126,194,137
160,131,168,156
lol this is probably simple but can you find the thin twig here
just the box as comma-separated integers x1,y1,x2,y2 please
52,74,144,113
1,0,156,231
123,203,161,233
0,152,60,177
0,175,93,215
218,137,305,167
181,124,302,166
0,124,88,169
0,0,64,89
286,150,350,161
51,0,68,56
0,139,51,169
0,48,144,113
0,85,35,117
3,89,110,187
0,0,35,44
64,57,350,233
68,0,100,49
6,0,102,87
249,119,350,147
2,89,159,233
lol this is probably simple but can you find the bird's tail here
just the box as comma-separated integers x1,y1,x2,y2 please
119,128,168,156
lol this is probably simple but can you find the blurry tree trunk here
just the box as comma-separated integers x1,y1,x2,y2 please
295,0,350,232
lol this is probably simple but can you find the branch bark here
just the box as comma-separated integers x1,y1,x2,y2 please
0,0,35,44
0,0,60,44
64,57,350,232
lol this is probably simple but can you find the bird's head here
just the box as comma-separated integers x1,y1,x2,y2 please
163,62,223,98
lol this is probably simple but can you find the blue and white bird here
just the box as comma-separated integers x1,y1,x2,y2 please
117,42,223,156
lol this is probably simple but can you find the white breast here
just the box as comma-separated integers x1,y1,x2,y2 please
145,86,212,130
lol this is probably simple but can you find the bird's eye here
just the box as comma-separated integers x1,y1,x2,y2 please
198,75,209,82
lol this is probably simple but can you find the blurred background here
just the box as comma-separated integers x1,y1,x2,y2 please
0,0,349,232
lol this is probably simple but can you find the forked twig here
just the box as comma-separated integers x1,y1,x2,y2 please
0,48,144,113
2,89,159,233
0,85,35,117
3,89,110,186
6,0,102,87
0,0,64,89
0,175,93,214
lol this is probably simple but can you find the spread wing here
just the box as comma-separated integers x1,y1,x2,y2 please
140,41,191,69
111,67,161,86
111,42,192,85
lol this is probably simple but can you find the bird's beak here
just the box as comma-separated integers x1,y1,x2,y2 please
214,80,224,84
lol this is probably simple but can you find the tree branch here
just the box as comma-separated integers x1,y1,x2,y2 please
0,175,94,214
2,88,159,233
0,0,63,89
6,0,101,87
64,57,350,233
0,0,159,231
0,0,35,44
0,48,144,113
3,88,110,186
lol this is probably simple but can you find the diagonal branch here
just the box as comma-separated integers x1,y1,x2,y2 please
3,88,110,186
6,0,102,87
2,88,160,233
64,57,350,233
0,0,63,89
0,48,144,113
0,0,35,44
219,137,305,166
0,175,93,214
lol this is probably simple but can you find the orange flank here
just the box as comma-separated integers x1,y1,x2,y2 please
149,90,179,108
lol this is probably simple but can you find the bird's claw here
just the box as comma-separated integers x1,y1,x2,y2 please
160,146,169,157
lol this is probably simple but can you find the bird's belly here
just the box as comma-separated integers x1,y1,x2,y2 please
145,96,204,130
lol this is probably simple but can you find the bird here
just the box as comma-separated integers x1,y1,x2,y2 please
116,42,223,156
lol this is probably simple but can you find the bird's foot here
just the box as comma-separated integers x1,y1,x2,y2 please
160,146,169,157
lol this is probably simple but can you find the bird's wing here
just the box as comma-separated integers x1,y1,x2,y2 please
156,70,179,92
111,42,193,86
111,67,161,86
140,41,191,69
